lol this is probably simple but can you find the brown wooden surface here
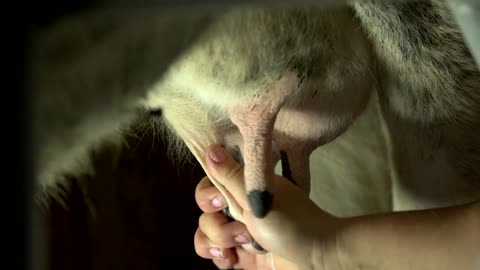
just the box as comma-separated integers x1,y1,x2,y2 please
42,132,218,270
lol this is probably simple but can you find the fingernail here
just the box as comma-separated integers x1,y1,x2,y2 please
234,234,248,244
209,248,224,259
211,197,224,208
209,146,227,163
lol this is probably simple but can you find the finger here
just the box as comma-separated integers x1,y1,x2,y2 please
205,145,248,209
241,242,268,255
195,177,227,213
196,176,214,190
194,227,233,261
199,212,253,248
213,252,238,270
230,247,258,269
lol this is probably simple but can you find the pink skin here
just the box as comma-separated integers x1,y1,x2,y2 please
229,102,281,199
227,73,301,217
225,72,369,217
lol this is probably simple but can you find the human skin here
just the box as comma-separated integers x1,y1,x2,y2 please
194,145,480,270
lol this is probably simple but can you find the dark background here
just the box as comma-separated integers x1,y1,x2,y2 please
21,3,222,269
38,131,219,270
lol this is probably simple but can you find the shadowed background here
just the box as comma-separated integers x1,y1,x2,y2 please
37,129,218,270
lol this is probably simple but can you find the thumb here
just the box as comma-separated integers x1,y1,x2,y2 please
205,145,249,210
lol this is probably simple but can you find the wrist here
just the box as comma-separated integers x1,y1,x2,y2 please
313,202,480,270
311,216,352,270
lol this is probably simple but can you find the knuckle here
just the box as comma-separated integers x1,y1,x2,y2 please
214,258,232,269
193,242,202,257
194,190,204,207
198,214,233,248
210,229,232,247
198,213,209,230
195,177,210,198
200,176,212,187
193,228,206,257
199,212,223,232
194,193,201,207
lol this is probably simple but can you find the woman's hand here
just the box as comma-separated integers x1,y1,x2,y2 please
194,145,480,270
194,176,293,269
193,145,344,269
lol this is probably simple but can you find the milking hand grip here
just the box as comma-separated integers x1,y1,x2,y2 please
222,149,296,252
222,207,266,251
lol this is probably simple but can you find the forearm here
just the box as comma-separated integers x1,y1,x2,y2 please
315,201,480,270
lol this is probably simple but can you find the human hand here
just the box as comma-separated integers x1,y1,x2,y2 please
193,145,343,269
194,175,285,269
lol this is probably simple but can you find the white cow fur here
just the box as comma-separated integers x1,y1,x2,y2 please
31,1,480,220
